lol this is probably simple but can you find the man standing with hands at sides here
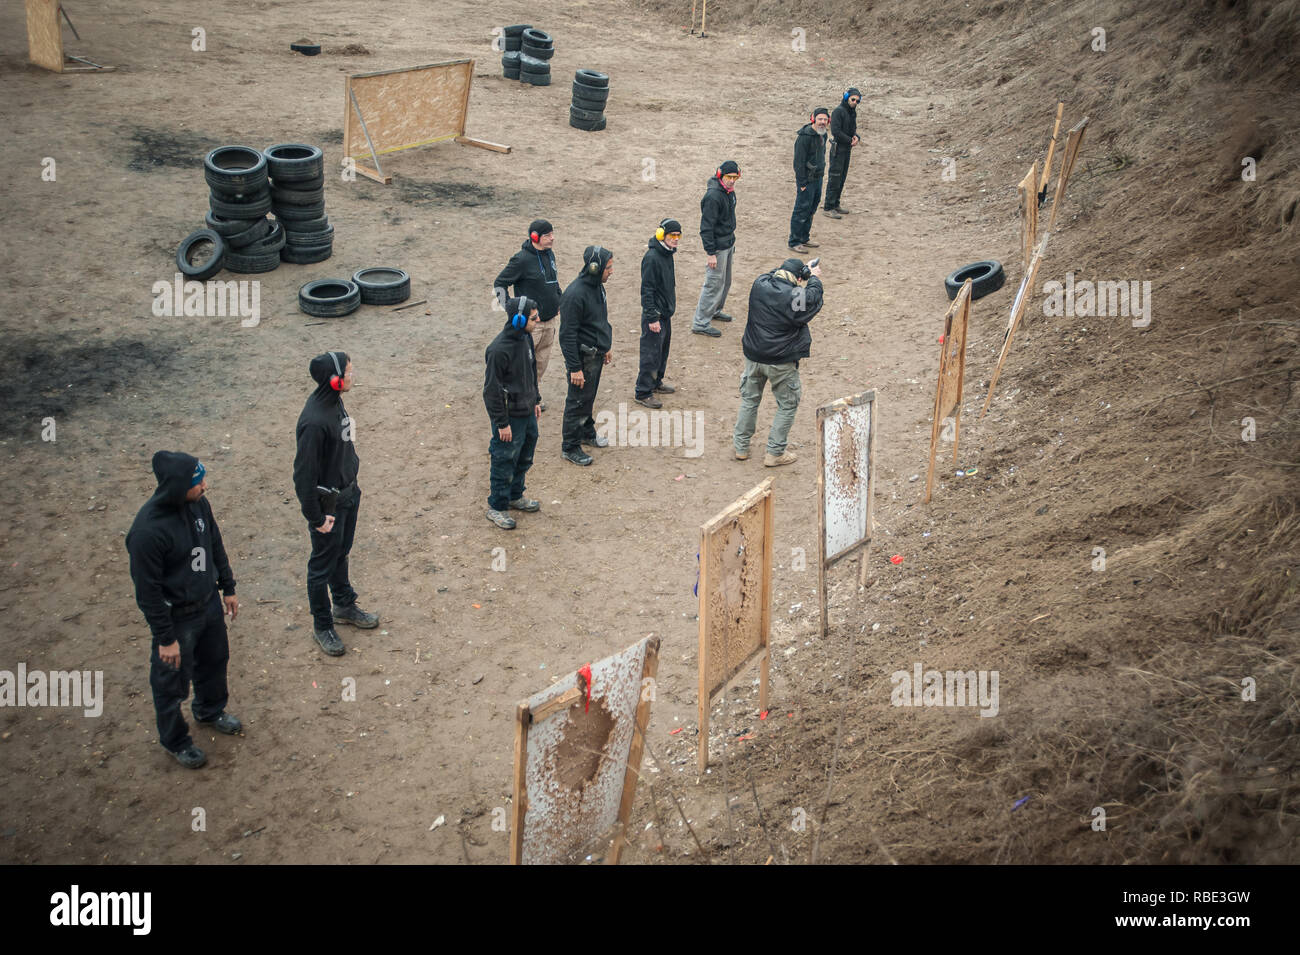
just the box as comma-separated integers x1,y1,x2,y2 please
635,218,680,409
691,160,741,338
484,296,543,530
494,219,563,410
823,88,862,219
293,351,380,657
789,108,829,254
559,245,614,467
127,452,241,769
734,257,824,467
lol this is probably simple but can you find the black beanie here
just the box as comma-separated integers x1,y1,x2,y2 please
528,219,553,240
658,218,682,236
812,107,830,119
719,160,741,177
779,257,805,276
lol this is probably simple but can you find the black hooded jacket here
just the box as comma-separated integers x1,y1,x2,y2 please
640,237,677,324
741,271,825,365
830,99,858,148
558,248,614,372
126,451,235,645
483,301,540,427
699,176,737,255
292,352,360,527
794,123,828,187
493,239,563,322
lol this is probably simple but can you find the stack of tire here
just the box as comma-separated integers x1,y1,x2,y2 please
265,144,333,265
570,70,609,131
203,146,283,274
518,28,554,86
500,23,530,79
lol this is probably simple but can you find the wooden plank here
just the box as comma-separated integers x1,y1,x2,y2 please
346,61,472,159
456,136,512,154
26,0,63,73
456,59,473,137
1046,118,1088,232
759,492,773,714
1039,102,1065,195
528,687,582,724
697,521,710,775
817,410,828,639
342,77,352,181
508,701,530,865
1018,162,1038,274
353,163,392,185
981,232,1050,417
610,637,659,864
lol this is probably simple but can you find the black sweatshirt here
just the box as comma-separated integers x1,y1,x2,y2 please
793,123,828,186
699,176,737,255
493,240,563,322
741,272,824,365
830,100,858,148
483,314,540,427
126,451,235,646
558,249,614,373
640,237,677,325
292,354,360,527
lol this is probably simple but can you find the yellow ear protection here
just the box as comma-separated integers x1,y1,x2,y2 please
585,245,606,276
655,219,673,241
328,351,344,391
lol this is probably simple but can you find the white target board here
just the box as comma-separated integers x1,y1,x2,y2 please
818,390,877,564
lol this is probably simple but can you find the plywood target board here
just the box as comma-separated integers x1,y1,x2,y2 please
697,480,773,772
819,391,878,564
510,636,658,865
926,282,971,503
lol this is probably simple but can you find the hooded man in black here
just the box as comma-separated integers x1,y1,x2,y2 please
558,245,614,466
635,218,680,408
483,296,543,529
824,87,862,218
691,160,741,337
493,218,563,405
292,351,379,657
789,107,829,253
127,451,241,769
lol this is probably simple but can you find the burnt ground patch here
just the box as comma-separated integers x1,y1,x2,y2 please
126,127,221,173
389,177,521,208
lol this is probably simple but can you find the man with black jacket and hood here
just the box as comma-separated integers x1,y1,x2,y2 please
292,351,379,657
558,245,614,466
484,296,543,529
789,108,829,254
127,452,241,769
691,160,741,338
733,257,824,467
824,88,862,219
635,218,680,409
493,219,563,409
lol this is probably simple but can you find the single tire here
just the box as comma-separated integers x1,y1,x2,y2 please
271,183,325,205
205,209,262,236
282,242,334,265
277,213,328,232
569,113,606,132
572,95,607,113
291,41,321,55
505,36,523,52
225,216,274,249
299,279,361,317
210,189,273,219
204,146,268,193
572,83,609,104
504,67,521,79
519,53,549,73
352,267,411,305
574,69,609,89
502,24,531,37
273,199,328,221
263,143,324,183
944,260,1006,300
240,220,286,255
502,51,521,67
570,104,604,124
522,69,551,86
223,246,282,274
284,223,335,246
176,229,225,281
521,28,553,47
521,42,554,61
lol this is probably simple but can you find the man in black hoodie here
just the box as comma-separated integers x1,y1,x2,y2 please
484,296,543,529
824,88,862,218
789,108,829,253
292,351,379,657
691,160,741,338
635,218,680,409
493,218,563,408
734,257,824,467
558,245,614,466
127,452,241,769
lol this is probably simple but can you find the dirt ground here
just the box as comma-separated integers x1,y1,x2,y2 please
0,0,1296,864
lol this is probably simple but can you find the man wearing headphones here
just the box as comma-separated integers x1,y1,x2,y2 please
789,108,830,254
494,219,563,409
635,218,680,409
691,160,741,338
558,245,615,466
292,351,379,657
484,297,543,529
824,88,862,218
733,257,824,467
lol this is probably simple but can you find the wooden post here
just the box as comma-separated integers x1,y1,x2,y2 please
609,637,660,864
508,702,530,864
1046,118,1088,232
1039,102,1065,199
1018,161,1038,275
759,492,773,713
697,523,710,775
701,0,709,36
817,411,828,640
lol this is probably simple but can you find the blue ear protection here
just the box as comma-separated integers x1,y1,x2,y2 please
843,89,851,102
511,297,531,329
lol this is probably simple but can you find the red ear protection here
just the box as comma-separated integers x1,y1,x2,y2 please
328,351,344,391
530,230,540,242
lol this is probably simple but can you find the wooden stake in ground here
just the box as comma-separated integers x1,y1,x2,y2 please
925,280,971,503
1046,118,1089,232
1018,162,1038,274
1038,101,1065,202
981,232,1050,417
609,638,660,864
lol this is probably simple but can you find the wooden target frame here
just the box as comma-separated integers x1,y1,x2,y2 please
25,1,115,73
697,480,773,773
925,281,971,503
344,59,509,185
1018,162,1039,274
817,391,878,639
1037,102,1065,202
981,232,1050,417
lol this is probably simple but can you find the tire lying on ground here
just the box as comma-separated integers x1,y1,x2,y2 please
569,105,605,125
284,222,335,246
263,143,324,183
273,200,327,221
944,260,1006,300
299,279,361,317
205,210,260,237
239,220,286,255
521,34,554,61
224,245,283,274
224,216,273,249
573,69,608,89
209,188,272,219
282,242,334,265
569,113,606,132
204,146,268,194
352,268,411,305
176,229,225,281
271,182,325,205
502,50,521,78
572,87,609,111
